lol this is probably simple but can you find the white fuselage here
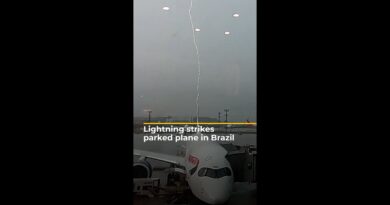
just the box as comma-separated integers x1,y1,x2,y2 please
183,139,234,204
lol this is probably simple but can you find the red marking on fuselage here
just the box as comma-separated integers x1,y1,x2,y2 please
188,155,199,165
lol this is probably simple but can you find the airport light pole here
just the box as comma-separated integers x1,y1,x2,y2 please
144,109,152,122
224,109,229,122
218,112,221,132
224,109,229,133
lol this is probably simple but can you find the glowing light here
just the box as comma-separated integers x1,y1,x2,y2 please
189,0,201,126
224,31,230,35
233,13,240,17
195,28,200,32
162,7,170,11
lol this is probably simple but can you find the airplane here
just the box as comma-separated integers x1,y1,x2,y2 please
134,132,234,204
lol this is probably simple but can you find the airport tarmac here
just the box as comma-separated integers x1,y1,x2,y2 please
133,133,258,205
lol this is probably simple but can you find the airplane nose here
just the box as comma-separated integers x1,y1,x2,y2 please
208,192,230,204
206,182,231,204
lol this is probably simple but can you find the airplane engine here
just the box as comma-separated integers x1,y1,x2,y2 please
133,160,152,178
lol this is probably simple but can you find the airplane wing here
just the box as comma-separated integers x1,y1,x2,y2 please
134,149,186,167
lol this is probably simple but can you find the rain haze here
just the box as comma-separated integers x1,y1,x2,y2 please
134,0,256,121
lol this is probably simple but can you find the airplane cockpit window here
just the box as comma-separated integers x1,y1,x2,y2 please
225,167,232,176
206,168,217,178
217,167,232,177
198,167,232,178
198,167,207,177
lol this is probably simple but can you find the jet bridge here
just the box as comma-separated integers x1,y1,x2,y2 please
221,143,257,183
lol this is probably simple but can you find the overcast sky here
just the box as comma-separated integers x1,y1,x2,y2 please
134,0,256,121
